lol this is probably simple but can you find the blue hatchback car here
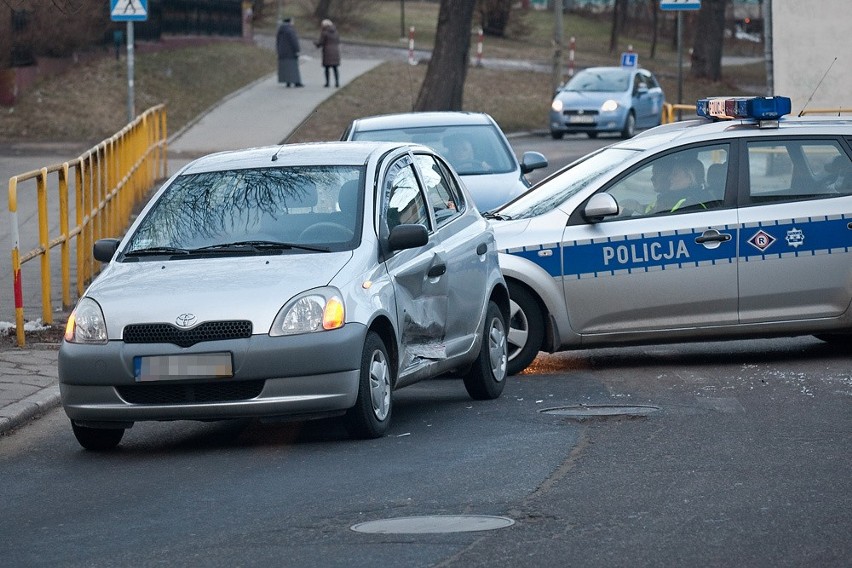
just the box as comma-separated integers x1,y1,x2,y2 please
549,66,665,139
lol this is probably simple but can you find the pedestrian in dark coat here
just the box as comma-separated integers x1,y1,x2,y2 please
314,19,341,88
276,18,303,87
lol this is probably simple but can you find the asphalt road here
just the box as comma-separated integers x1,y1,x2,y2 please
1,336,848,567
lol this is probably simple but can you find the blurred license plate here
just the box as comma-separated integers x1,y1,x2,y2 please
134,353,233,382
569,115,595,124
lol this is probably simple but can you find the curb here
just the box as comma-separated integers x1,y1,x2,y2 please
0,385,60,436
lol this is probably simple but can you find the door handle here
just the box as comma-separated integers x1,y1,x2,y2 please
695,230,732,244
428,264,447,278
476,243,488,256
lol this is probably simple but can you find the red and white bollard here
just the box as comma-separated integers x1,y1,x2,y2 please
568,36,575,77
408,26,416,65
475,27,484,67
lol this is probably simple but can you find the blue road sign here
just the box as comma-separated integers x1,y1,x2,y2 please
620,52,638,67
110,0,148,22
660,0,701,10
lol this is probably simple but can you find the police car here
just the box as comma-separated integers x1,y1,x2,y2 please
490,96,852,375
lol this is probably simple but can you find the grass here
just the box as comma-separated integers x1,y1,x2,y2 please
0,2,766,145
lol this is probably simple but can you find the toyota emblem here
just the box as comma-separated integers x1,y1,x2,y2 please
175,313,197,328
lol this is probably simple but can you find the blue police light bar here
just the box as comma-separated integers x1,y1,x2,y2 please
696,96,792,121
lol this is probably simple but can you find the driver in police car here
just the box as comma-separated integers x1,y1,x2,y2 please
647,157,705,214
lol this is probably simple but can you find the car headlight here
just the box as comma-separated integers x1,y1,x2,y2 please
551,99,564,112
600,99,619,113
64,297,108,344
270,288,345,336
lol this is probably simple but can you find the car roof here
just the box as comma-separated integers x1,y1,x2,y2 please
180,141,426,174
350,111,497,132
609,115,852,153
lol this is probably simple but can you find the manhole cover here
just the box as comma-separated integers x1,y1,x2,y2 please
540,404,660,418
351,515,514,534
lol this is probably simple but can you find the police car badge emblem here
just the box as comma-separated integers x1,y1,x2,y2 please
785,227,804,248
747,229,776,252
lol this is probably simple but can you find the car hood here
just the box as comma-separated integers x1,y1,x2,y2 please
555,90,628,108
86,252,354,339
462,171,528,213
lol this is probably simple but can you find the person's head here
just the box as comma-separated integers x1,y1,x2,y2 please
652,158,697,193
445,136,474,162
321,19,334,29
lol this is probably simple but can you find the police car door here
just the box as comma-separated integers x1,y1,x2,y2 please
561,144,739,336
737,138,852,322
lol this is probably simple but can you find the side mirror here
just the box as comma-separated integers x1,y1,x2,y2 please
520,151,548,174
93,238,120,262
583,194,619,222
387,224,428,251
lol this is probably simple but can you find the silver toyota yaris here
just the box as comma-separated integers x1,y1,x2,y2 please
59,141,509,450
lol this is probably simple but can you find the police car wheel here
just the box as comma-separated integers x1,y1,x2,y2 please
507,284,545,376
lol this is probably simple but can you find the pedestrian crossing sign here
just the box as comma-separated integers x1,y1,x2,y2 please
110,0,148,22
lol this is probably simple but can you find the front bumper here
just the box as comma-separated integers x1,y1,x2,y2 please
58,323,367,423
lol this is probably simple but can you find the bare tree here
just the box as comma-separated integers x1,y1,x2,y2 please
690,0,728,80
414,0,477,111
478,0,511,37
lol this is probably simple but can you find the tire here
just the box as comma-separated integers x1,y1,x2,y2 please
71,422,125,451
586,132,598,139
550,130,564,140
345,331,392,439
463,301,508,400
506,284,545,376
620,112,636,138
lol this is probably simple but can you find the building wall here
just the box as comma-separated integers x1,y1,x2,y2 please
772,0,851,114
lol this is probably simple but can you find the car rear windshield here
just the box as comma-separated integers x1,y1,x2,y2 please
124,165,365,256
351,124,516,176
496,148,638,219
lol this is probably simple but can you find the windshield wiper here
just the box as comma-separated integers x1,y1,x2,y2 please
483,212,513,221
124,246,191,257
192,240,331,253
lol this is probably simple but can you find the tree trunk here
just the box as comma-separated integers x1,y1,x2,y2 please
414,0,477,111
690,0,728,81
479,0,512,38
314,0,333,21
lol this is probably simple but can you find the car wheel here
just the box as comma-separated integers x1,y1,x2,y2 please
463,301,508,400
506,284,545,376
586,132,598,139
71,422,125,451
621,112,636,138
550,130,564,140
345,331,392,439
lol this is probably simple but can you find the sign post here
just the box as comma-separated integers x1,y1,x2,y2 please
110,0,149,123
660,0,701,111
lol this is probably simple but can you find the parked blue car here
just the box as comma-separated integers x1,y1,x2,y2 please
549,66,665,139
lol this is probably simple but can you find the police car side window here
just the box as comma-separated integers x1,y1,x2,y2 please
604,144,729,219
747,140,852,202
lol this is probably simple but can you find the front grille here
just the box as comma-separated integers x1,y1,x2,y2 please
116,380,265,405
563,110,599,117
123,321,252,347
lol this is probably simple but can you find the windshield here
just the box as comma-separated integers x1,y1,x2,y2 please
563,68,631,92
495,148,638,219
351,123,516,176
124,165,364,257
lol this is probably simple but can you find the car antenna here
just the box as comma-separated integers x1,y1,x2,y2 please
272,110,318,161
797,57,837,117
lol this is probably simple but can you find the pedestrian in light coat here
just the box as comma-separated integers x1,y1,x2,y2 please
314,19,341,88
276,17,303,87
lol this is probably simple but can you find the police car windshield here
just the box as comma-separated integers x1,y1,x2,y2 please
497,148,638,219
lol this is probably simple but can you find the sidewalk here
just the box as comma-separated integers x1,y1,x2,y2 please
0,52,384,436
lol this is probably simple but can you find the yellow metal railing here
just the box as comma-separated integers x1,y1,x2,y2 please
7,104,168,346
662,102,698,124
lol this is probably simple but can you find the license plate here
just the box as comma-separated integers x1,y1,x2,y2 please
134,353,233,382
568,115,595,124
